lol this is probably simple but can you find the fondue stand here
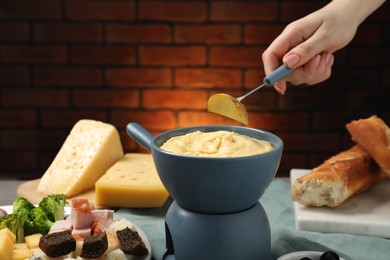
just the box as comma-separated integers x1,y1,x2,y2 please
163,201,271,259
126,123,283,260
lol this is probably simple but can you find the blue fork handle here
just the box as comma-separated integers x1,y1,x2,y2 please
263,65,295,86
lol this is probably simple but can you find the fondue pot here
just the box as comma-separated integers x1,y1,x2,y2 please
126,123,283,259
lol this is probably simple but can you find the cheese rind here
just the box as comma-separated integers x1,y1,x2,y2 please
95,153,169,208
37,120,124,197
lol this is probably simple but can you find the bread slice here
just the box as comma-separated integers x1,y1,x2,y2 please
346,115,390,176
37,120,124,197
291,145,387,207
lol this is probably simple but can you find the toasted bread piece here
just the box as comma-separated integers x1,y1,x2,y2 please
346,115,390,176
292,145,387,207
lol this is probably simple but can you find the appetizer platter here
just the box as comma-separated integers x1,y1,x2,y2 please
0,195,152,260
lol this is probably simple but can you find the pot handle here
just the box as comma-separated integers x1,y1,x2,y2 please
126,122,153,152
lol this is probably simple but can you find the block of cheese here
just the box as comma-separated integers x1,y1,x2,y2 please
0,229,14,260
37,119,124,197
95,153,169,208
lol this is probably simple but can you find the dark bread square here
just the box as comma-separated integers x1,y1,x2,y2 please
80,232,108,259
116,227,148,256
39,230,76,258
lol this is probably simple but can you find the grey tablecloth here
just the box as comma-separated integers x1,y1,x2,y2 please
116,179,390,260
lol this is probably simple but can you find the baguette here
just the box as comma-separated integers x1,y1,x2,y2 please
292,145,387,207
346,115,390,176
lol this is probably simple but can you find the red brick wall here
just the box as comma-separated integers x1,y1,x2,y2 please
0,0,389,179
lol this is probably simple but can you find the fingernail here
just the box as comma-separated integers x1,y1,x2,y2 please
283,54,300,68
274,83,286,95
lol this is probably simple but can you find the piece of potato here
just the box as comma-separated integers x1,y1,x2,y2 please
11,248,32,260
207,93,249,125
13,243,28,250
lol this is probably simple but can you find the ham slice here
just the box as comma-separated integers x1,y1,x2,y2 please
71,199,94,229
71,227,91,238
92,218,113,235
49,219,73,234
69,199,114,238
91,209,114,222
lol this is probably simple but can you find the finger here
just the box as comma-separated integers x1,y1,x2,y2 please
282,55,320,85
286,53,334,85
283,39,324,69
262,21,313,73
262,51,281,76
282,20,335,69
263,15,323,75
306,52,333,85
273,80,287,95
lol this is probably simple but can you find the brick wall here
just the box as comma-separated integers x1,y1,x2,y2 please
0,0,389,179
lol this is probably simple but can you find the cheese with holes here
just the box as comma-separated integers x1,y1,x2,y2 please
95,153,169,208
37,120,124,197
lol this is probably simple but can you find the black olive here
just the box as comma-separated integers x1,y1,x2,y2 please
320,251,340,260
300,257,312,260
0,208,7,218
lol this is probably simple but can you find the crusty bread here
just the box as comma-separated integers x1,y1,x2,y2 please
292,145,387,207
346,115,390,176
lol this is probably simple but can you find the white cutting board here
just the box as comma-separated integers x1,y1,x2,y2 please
290,169,390,238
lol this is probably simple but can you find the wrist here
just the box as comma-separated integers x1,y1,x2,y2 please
327,0,385,26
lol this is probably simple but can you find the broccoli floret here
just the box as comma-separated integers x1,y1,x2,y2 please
13,197,35,215
38,194,67,222
24,207,54,236
0,213,26,243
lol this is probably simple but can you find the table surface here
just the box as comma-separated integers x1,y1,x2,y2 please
2,177,390,260
0,179,23,205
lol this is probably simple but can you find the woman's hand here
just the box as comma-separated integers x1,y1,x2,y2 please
262,0,385,94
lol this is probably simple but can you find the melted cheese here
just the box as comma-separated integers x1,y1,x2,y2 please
95,153,169,208
37,120,124,197
160,130,273,157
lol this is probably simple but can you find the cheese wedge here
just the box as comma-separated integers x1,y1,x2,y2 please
37,119,124,197
95,153,169,208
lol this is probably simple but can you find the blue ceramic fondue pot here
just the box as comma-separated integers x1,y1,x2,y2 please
126,123,283,214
